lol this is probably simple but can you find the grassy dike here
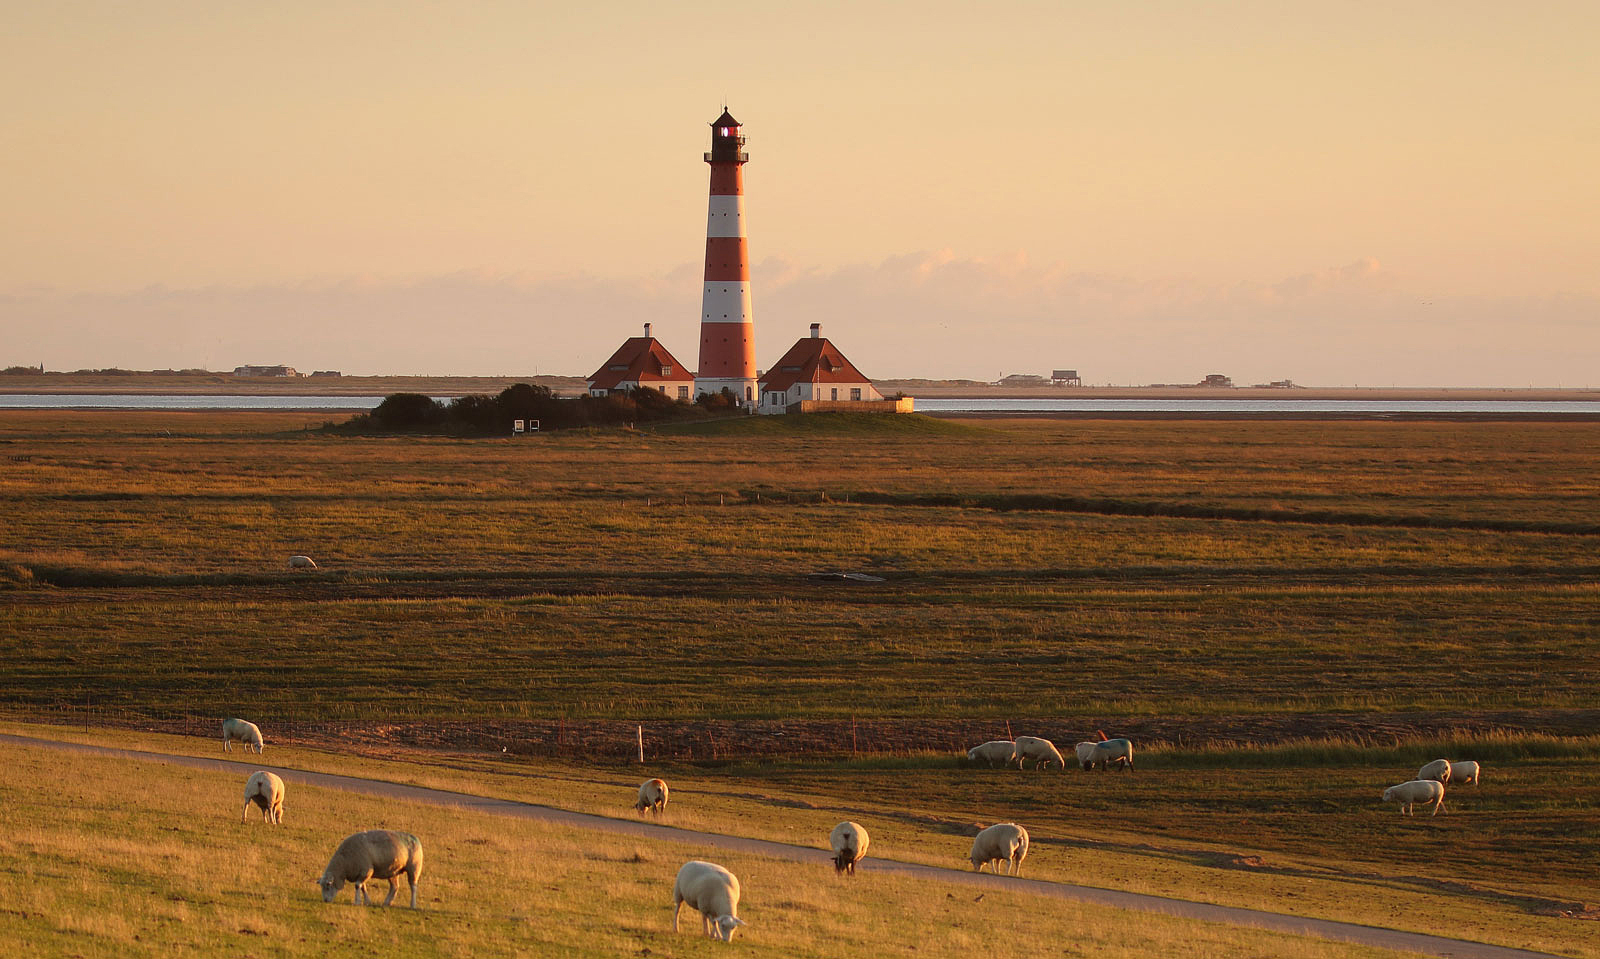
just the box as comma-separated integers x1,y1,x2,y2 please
0,735,1449,959
5,724,1595,958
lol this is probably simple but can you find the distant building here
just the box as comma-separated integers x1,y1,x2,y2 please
233,365,303,377
586,323,696,400
1051,369,1082,386
1199,373,1234,388
998,373,1049,386
311,370,342,378
757,324,892,414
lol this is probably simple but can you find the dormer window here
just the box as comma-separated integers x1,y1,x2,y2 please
660,365,673,375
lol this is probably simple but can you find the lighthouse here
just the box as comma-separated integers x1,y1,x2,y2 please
694,109,757,406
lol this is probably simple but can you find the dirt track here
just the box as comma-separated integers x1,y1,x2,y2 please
3,733,1566,959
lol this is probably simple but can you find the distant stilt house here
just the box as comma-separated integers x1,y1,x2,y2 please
586,324,696,400
757,324,899,415
233,365,303,377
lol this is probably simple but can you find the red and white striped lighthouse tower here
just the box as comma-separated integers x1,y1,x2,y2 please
694,109,757,406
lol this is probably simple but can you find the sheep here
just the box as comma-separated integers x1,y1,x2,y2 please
965,740,1018,768
635,778,669,815
1449,760,1481,786
222,718,264,754
1417,758,1453,784
672,860,746,941
829,821,870,876
241,770,284,824
1382,779,1446,817
288,555,318,569
316,830,424,907
1075,738,1134,771
969,822,1029,876
1013,735,1066,771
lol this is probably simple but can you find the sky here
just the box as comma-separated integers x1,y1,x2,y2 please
2,1,1596,386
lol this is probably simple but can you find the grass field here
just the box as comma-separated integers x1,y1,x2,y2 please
2,409,1596,953
1,410,1596,723
2,737,1447,959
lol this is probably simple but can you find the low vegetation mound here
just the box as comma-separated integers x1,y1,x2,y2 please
329,383,740,435
329,386,972,436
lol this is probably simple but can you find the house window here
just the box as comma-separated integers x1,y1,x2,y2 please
658,386,666,393
661,365,673,375
831,388,838,401
678,386,689,400
850,388,862,400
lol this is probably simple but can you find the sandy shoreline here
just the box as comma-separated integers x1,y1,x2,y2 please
3,373,1596,402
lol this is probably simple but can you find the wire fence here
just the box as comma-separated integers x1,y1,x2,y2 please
0,704,1035,761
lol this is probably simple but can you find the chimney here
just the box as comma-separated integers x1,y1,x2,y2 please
644,322,652,339
810,323,821,338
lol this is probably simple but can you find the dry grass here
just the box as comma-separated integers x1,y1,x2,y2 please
2,410,1596,954
1,411,1597,721
1,737,1433,959
6,723,1596,957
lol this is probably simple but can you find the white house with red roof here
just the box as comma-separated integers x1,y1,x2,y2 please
586,324,696,400
756,324,888,414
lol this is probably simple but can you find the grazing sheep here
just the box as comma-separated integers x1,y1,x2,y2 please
635,778,669,815
1449,760,1481,786
317,830,424,907
969,822,1029,876
966,740,1018,768
241,770,284,824
672,860,746,941
222,718,264,754
1076,738,1134,771
1383,780,1446,817
288,555,318,569
1417,758,1453,784
829,821,870,875
1014,735,1066,771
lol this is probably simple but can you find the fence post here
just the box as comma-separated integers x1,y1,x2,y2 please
637,725,644,764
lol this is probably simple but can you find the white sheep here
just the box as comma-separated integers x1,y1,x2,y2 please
1076,738,1134,771
635,778,669,815
317,830,424,907
288,555,318,569
1014,735,1066,771
969,822,1029,875
222,718,264,754
1449,760,1481,786
672,860,746,941
829,821,870,875
1382,780,1446,817
1417,758,1453,784
241,770,284,824
966,740,1018,768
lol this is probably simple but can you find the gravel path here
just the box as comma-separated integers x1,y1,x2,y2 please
3,733,1566,959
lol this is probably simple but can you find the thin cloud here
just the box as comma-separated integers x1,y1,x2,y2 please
3,254,1595,386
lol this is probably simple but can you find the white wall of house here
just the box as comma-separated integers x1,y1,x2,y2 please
757,380,881,414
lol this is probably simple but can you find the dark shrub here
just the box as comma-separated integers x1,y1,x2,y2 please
371,393,442,430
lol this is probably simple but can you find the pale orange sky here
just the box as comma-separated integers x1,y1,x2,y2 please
3,1,1596,385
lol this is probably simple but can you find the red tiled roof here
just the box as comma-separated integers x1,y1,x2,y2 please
757,337,874,393
586,337,694,391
